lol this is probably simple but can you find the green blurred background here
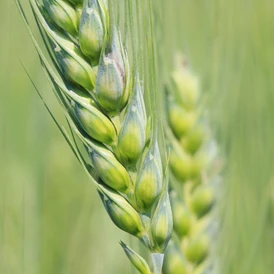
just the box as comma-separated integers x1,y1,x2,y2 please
1,1,274,274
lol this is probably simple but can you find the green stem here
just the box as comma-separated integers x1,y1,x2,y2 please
135,0,143,77
107,0,114,42
128,0,137,76
151,253,164,274
148,0,157,142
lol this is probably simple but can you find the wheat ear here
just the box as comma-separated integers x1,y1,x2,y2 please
163,54,220,274
16,0,172,273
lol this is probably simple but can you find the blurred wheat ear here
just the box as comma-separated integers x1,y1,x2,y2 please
162,55,220,274
16,0,173,273
155,1,274,274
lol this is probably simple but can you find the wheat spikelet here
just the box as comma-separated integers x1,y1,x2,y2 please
16,0,172,273
163,55,221,274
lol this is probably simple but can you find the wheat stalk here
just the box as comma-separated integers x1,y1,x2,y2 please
163,54,221,274
16,0,173,273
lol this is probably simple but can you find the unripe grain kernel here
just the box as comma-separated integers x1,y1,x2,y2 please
96,57,124,111
96,28,130,114
99,187,144,236
163,241,187,274
170,192,192,238
172,69,199,110
180,126,204,154
79,0,107,64
90,147,131,193
168,98,197,139
185,234,209,264
190,185,214,218
51,35,96,90
43,0,78,35
74,102,116,145
170,146,192,183
151,192,173,253
135,143,163,212
117,81,146,166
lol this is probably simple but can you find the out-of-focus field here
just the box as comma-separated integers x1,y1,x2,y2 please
1,1,274,274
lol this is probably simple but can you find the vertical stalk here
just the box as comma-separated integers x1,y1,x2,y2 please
128,0,137,76
151,253,164,274
147,0,157,142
